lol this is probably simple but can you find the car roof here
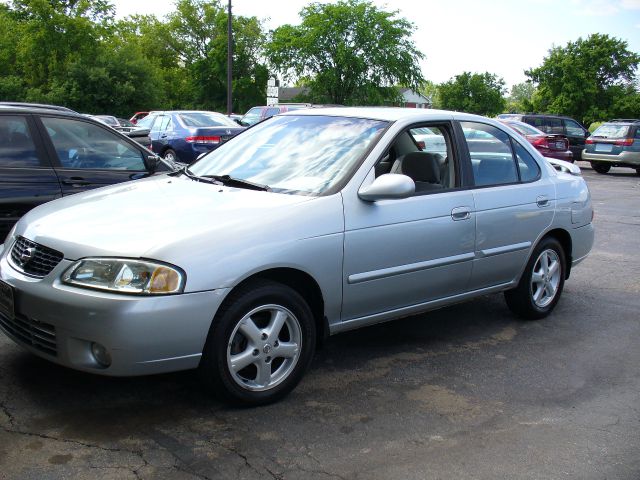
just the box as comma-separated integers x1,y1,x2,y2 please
0,102,77,113
280,106,488,122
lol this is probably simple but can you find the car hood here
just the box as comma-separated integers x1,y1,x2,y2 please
17,175,322,261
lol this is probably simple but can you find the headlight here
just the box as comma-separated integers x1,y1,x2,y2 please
62,258,185,295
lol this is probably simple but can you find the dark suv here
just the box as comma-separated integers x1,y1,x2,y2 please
497,114,589,160
0,104,173,239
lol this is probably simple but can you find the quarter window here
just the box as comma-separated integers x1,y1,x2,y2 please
42,117,146,171
0,116,40,167
512,141,540,182
462,122,518,186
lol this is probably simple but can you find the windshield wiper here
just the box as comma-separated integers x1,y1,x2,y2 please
169,166,219,184
201,174,270,192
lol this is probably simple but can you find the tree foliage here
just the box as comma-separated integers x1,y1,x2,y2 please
0,0,268,115
506,82,535,113
266,0,425,105
525,34,640,125
438,72,506,116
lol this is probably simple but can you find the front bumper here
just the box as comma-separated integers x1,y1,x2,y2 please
0,247,229,376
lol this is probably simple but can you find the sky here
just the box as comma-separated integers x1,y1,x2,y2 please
102,0,640,90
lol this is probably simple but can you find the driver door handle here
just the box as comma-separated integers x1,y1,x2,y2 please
451,206,472,221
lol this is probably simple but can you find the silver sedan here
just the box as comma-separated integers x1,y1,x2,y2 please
0,108,594,405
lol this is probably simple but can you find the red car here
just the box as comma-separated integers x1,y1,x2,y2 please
129,111,150,125
500,120,573,162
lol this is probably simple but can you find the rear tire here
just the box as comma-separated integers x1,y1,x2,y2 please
163,148,178,163
505,237,566,320
635,168,640,176
591,162,611,174
199,280,316,406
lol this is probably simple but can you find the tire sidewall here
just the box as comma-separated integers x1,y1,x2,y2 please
202,282,316,405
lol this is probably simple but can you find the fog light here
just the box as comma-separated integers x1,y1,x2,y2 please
91,342,112,367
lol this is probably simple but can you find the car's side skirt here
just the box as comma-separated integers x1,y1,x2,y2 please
330,281,517,335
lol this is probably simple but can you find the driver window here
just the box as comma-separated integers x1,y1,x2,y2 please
375,124,455,194
42,117,146,171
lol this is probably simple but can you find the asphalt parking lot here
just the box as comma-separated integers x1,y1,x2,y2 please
0,163,639,480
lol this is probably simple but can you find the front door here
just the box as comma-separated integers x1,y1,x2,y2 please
342,123,475,321
37,116,150,195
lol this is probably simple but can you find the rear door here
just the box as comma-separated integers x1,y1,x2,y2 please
0,113,61,239
36,115,151,195
460,121,555,290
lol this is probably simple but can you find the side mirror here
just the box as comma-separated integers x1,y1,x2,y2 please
146,155,161,173
358,174,415,202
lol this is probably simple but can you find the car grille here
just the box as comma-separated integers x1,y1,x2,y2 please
10,237,64,278
0,310,57,357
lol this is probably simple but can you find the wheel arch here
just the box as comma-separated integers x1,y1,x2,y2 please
542,228,573,279
221,267,329,346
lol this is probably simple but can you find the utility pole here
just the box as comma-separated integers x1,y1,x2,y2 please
226,0,233,115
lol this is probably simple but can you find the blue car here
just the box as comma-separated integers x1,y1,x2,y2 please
136,111,245,163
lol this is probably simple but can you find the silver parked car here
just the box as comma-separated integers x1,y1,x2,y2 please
0,108,594,405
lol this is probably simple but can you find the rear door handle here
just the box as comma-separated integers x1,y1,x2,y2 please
62,177,90,186
451,206,472,221
536,195,550,207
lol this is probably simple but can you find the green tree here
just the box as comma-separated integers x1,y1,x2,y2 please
438,72,506,116
506,82,535,113
266,0,425,105
165,0,267,112
419,80,440,108
525,34,640,125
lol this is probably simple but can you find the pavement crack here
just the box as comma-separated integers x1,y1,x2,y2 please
0,399,15,427
0,426,149,473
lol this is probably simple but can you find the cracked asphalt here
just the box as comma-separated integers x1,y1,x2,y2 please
1,164,639,479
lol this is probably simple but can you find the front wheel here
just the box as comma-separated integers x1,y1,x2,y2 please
199,280,316,405
591,162,611,174
505,237,566,320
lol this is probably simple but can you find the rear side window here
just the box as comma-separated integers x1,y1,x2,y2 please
564,119,584,136
0,116,40,167
42,117,146,171
545,118,563,134
462,122,518,186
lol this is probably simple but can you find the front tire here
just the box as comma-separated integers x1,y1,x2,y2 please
505,237,566,320
591,162,611,174
199,280,316,406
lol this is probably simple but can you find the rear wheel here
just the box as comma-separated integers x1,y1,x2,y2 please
163,148,178,163
635,168,640,176
505,237,566,320
591,162,611,174
199,280,316,405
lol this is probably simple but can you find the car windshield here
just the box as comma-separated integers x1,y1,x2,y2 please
189,115,388,195
179,112,238,128
241,107,263,126
592,124,630,139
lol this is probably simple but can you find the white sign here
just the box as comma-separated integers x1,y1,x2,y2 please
267,86,279,98
267,77,277,87
267,97,279,106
